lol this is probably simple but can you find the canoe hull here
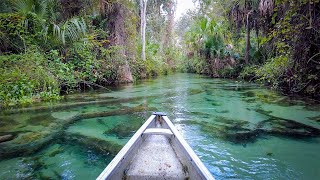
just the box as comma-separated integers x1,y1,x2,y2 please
97,112,214,180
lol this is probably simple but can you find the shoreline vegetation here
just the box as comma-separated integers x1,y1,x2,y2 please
1,0,319,108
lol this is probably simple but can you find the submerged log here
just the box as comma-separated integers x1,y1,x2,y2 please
64,133,124,156
0,131,60,158
0,104,157,159
183,113,320,145
0,134,14,143
2,95,157,115
79,105,157,120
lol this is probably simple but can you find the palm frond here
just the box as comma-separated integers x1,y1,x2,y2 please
33,0,48,19
13,0,49,20
13,0,34,15
50,18,88,46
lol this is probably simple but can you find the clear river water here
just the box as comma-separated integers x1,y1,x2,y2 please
1,73,320,180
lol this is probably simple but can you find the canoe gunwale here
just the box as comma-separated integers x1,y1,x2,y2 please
162,116,214,180
96,114,156,179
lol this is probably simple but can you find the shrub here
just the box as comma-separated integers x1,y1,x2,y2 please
239,65,259,81
46,49,77,88
0,49,60,107
256,55,290,87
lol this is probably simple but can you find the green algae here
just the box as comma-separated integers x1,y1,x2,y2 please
215,110,230,113
64,133,124,156
220,85,255,92
183,118,256,144
189,111,211,118
308,115,320,122
242,98,256,103
47,145,64,158
97,118,107,125
255,91,282,104
213,116,250,126
266,152,273,156
183,113,320,144
104,124,136,138
211,102,222,106
0,103,156,158
204,97,214,102
1,95,157,115
265,118,320,138
254,108,273,116
240,91,256,97
0,116,19,132
16,132,44,144
27,114,56,126
104,119,144,139
188,89,204,96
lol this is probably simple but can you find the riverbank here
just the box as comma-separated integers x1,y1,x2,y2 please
180,56,320,101
0,48,174,108
0,1,178,108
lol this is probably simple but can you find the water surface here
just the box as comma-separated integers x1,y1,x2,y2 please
1,73,320,179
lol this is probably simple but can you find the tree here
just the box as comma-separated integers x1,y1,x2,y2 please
98,0,134,82
140,0,148,61
229,0,260,64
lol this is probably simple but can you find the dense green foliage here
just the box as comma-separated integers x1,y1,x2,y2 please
0,49,60,106
180,16,237,76
0,0,178,107
1,0,319,107
177,0,320,98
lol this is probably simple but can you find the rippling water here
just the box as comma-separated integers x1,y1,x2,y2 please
1,73,320,179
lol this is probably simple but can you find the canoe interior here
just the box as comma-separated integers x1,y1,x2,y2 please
97,113,214,180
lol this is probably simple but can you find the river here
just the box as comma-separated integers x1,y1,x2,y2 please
1,73,320,179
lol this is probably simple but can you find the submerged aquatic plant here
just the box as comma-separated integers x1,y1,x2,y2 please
183,113,320,145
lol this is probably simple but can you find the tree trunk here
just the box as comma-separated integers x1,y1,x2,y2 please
111,3,133,83
140,0,143,37
160,0,175,63
166,1,175,47
166,1,175,65
141,0,147,61
245,10,253,64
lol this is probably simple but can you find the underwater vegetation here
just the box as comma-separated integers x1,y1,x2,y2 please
308,116,320,122
220,84,256,92
1,157,50,179
187,89,204,96
26,114,56,126
240,91,256,98
64,133,124,156
104,120,144,139
0,102,157,159
184,117,257,144
184,114,320,145
215,110,229,114
239,89,320,112
1,95,158,115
